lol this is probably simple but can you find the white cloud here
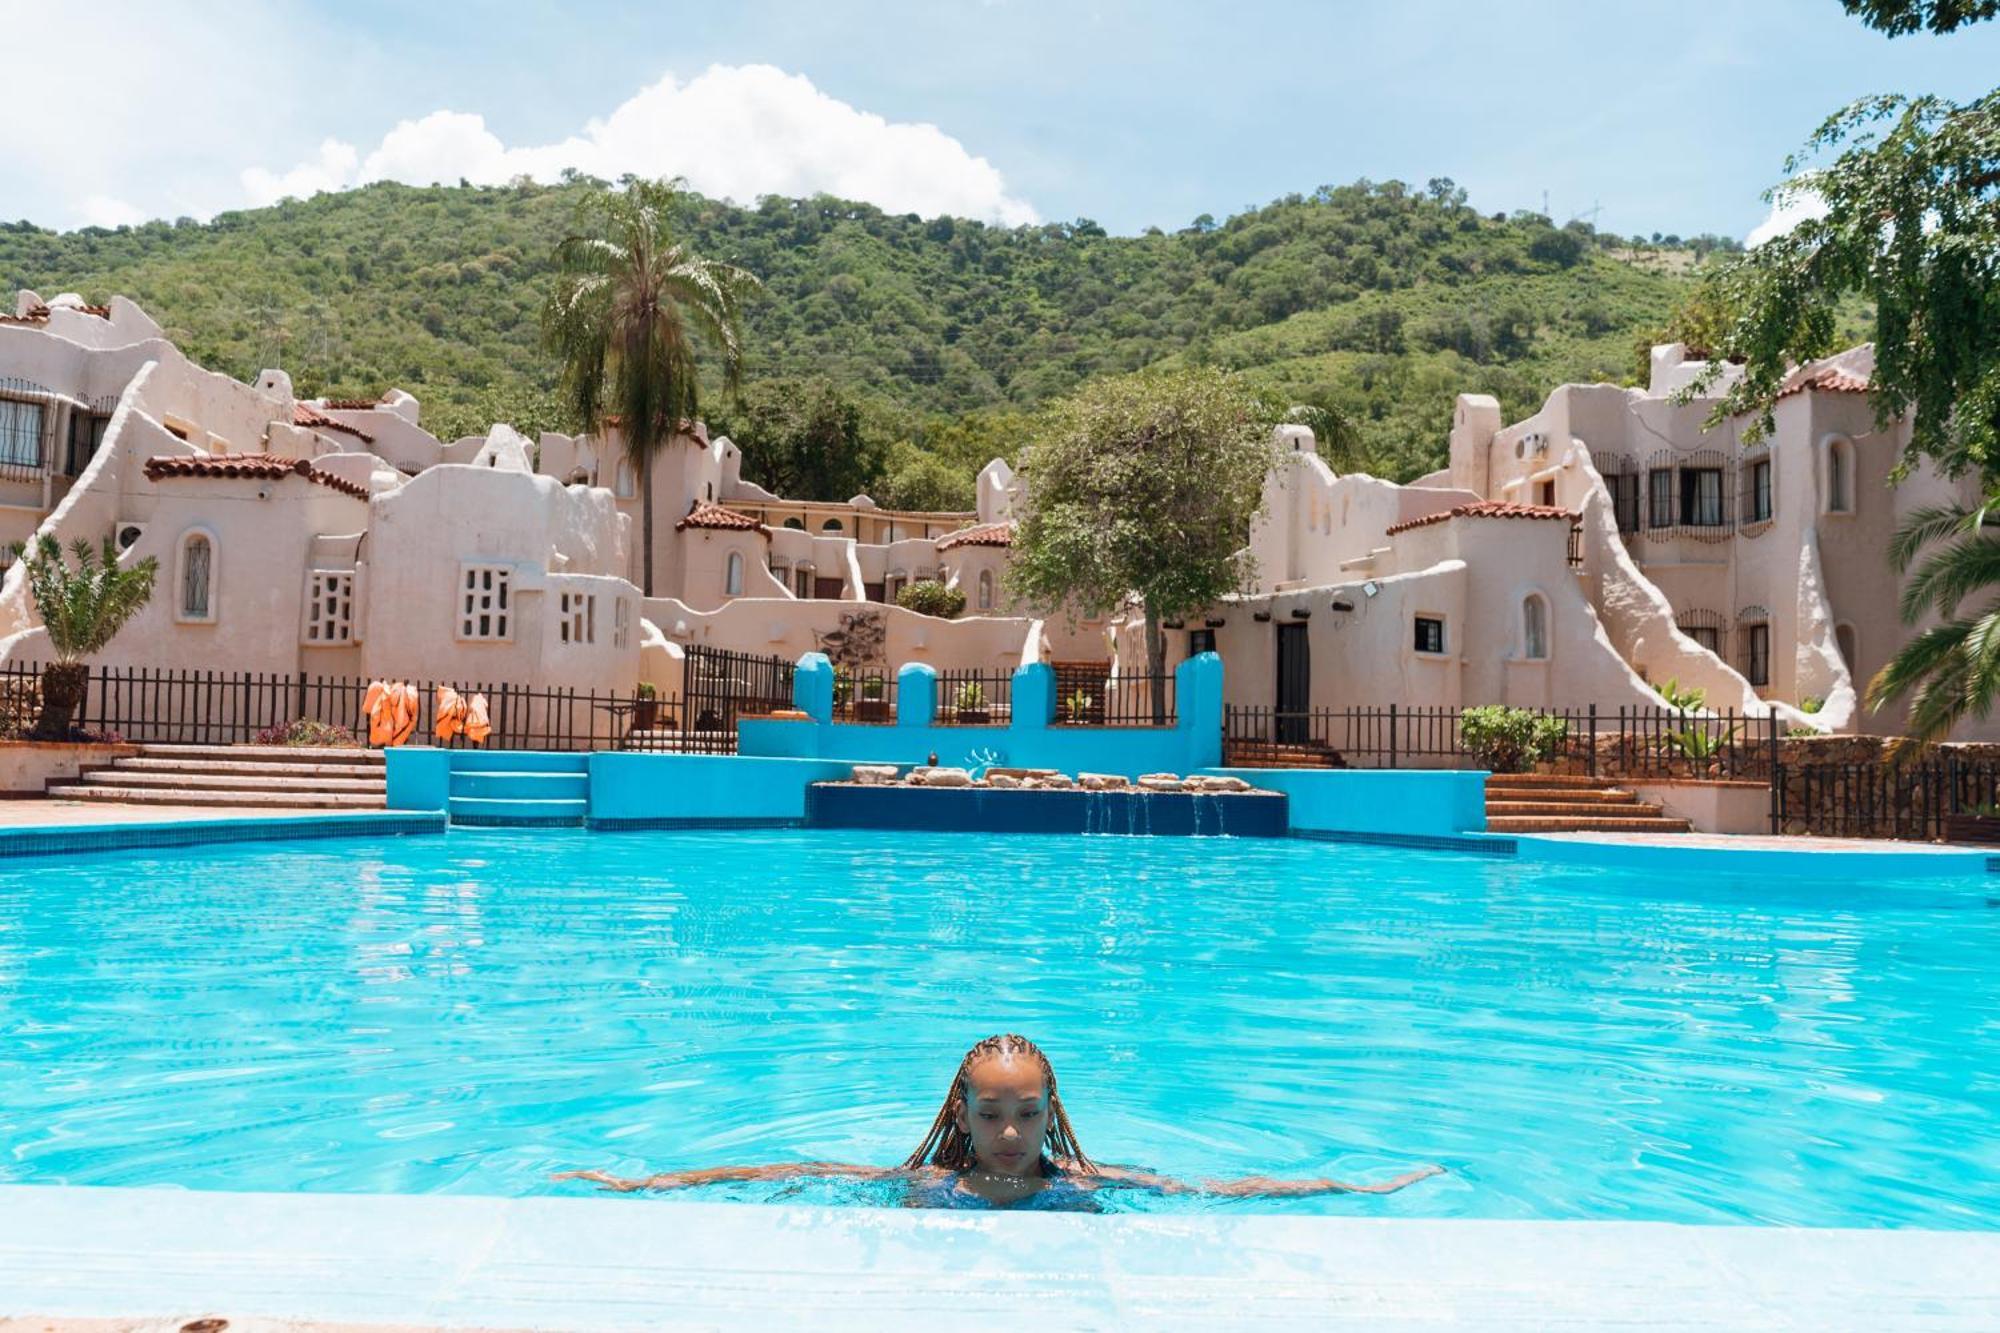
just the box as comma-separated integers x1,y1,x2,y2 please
241,65,1038,225
78,195,145,229
243,140,361,209
1745,186,1828,247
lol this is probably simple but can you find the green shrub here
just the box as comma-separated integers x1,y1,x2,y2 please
896,579,966,619
1459,705,1570,774
1799,694,1824,714
252,719,359,748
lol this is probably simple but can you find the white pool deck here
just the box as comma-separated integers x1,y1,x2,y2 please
4,1185,1998,1330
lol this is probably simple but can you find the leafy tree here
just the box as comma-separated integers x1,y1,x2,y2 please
15,535,158,739
707,375,877,501
1841,0,1996,35
895,579,965,618
540,179,759,592
1010,368,1276,711
1690,92,1998,473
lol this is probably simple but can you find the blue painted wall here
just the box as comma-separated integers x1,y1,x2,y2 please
384,749,452,811
588,753,855,824
745,652,1224,781
1203,767,1489,836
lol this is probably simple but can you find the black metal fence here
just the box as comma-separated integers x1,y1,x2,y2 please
1223,703,1781,782
832,668,897,725
1775,759,2000,841
1053,672,1177,727
0,648,798,756
934,669,1012,726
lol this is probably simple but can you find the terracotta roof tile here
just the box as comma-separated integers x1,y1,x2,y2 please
0,303,109,326
142,452,371,501
675,500,768,535
292,402,376,444
317,397,383,411
1776,365,1871,400
1385,501,1576,536
935,521,1014,550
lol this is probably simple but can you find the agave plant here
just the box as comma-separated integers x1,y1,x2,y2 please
15,534,158,739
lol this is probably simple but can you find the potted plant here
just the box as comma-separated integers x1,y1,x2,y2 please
1061,688,1095,725
633,680,659,730
15,534,157,741
955,679,990,725
855,674,890,723
831,667,854,719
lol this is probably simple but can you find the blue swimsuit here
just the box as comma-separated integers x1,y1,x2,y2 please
913,1159,1104,1212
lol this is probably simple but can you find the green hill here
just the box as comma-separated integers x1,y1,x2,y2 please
0,178,1696,499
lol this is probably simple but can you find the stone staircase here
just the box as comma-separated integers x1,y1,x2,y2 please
446,751,588,827
1220,738,1347,769
47,744,386,808
1484,774,1691,834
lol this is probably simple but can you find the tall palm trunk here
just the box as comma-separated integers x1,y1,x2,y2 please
640,448,655,596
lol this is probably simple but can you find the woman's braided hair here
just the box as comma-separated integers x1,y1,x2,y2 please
901,1033,1094,1172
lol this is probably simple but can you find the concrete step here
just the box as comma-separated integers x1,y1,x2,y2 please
130,744,383,766
447,751,588,774
110,756,388,779
1488,784,1640,804
1481,773,1619,790
79,769,385,793
1485,800,1655,817
47,783,384,809
447,795,587,826
449,771,589,800
1486,815,1693,833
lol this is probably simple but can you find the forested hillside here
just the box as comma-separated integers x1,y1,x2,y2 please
0,177,1700,501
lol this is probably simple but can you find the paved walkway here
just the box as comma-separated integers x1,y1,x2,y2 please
1531,829,1983,854
0,801,392,828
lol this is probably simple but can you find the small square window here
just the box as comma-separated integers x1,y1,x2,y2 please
303,570,356,644
559,590,597,645
459,564,512,641
1414,616,1446,655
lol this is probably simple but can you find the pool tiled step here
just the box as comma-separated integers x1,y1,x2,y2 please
447,753,589,827
46,743,387,809
1485,775,1690,834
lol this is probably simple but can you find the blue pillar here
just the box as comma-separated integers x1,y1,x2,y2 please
1176,651,1224,771
794,652,834,724
1012,662,1054,733
897,662,937,727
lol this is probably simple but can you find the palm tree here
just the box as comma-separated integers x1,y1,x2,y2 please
1868,500,2000,745
541,178,759,595
15,534,158,739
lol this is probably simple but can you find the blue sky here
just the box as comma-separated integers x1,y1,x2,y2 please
8,0,1997,238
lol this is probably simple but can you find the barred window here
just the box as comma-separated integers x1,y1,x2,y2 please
0,399,44,469
1609,472,1640,534
179,533,214,621
1747,458,1773,523
1414,615,1446,655
303,570,355,644
1679,468,1725,526
458,564,512,641
559,590,597,645
1647,468,1675,529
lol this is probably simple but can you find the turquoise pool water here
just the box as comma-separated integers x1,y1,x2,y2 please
2,829,1994,1227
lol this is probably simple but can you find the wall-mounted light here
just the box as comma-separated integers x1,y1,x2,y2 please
1162,619,1185,630
1252,610,1272,623
1290,608,1310,620
1362,580,1380,598
1205,618,1226,629
1330,599,1354,613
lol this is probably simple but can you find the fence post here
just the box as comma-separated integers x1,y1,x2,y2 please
1388,703,1398,770
1587,703,1597,779
1767,710,1782,835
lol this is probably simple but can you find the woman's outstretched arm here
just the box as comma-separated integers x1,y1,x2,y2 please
553,1162,911,1193
1084,1163,1446,1198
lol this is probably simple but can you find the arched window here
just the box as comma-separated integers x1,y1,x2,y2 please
977,570,994,611
1836,623,1857,674
1827,437,1853,513
821,518,844,532
783,517,805,530
1521,593,1549,660
614,462,636,498
177,530,215,623
724,551,743,597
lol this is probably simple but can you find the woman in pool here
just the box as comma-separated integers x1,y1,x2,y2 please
556,1033,1445,1210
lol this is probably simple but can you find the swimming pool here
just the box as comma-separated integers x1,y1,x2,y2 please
2,828,1993,1228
